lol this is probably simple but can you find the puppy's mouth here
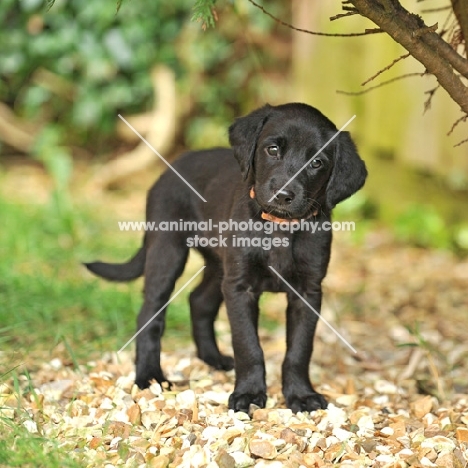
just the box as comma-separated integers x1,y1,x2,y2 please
250,187,318,224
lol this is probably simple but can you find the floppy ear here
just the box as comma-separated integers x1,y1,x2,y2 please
228,105,272,180
325,131,367,210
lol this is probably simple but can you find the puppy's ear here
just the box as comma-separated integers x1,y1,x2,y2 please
326,131,367,210
229,105,272,180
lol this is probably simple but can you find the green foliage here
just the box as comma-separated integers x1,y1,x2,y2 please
333,193,378,244
1,0,288,153
394,204,451,250
192,0,217,29
0,0,192,149
454,223,468,250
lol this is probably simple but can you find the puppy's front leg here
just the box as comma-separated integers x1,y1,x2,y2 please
222,278,266,413
282,291,328,413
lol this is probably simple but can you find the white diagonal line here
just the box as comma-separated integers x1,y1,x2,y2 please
118,114,207,202
117,266,206,353
268,115,356,202
268,266,357,353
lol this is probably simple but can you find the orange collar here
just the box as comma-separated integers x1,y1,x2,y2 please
261,212,299,224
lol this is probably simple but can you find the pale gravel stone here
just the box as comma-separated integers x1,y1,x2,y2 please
182,445,208,467
99,397,114,410
317,404,347,431
440,416,452,427
141,410,160,429
375,454,395,463
421,436,456,452
254,431,277,441
397,448,414,458
49,358,63,370
23,419,38,433
275,409,293,424
109,436,122,448
374,380,399,394
202,426,223,440
373,394,389,405
376,445,392,454
356,414,374,437
209,438,229,452
380,426,394,436
254,461,284,468
38,379,73,400
308,433,325,449
332,427,354,441
325,435,339,447
0,408,15,418
228,437,248,453
176,389,196,408
272,439,286,450
423,413,437,425
420,456,438,467
202,390,230,406
335,394,358,406
230,451,255,467
149,382,162,395
232,411,251,421
110,408,130,423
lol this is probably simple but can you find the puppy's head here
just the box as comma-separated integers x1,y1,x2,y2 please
229,103,367,219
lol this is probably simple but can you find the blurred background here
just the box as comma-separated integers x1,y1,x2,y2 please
1,0,467,385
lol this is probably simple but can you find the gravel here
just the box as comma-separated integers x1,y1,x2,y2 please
2,239,468,467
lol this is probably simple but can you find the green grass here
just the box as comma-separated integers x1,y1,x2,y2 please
0,192,192,367
0,419,83,468
0,367,85,467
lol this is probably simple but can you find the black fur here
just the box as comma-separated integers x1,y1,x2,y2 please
85,103,367,413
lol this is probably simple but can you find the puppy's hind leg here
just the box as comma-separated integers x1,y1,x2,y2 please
189,256,234,371
134,234,189,389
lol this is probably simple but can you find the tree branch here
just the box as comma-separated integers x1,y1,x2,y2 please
451,0,468,55
330,11,359,22
423,85,439,113
248,0,382,37
337,72,426,95
349,0,468,114
447,114,468,135
361,53,410,86
454,137,468,147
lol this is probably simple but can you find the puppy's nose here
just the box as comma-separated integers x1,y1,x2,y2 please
274,189,295,205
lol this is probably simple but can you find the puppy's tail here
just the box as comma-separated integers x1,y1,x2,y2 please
84,247,145,282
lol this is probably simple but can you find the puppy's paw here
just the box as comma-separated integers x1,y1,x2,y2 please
200,353,235,371
216,354,235,371
135,372,171,391
286,392,328,413
229,392,267,413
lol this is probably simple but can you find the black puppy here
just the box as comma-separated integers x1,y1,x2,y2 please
85,103,367,413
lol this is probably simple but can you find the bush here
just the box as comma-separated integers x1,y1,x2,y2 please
0,0,289,154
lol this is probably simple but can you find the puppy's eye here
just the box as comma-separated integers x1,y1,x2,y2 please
266,145,279,157
310,159,322,169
